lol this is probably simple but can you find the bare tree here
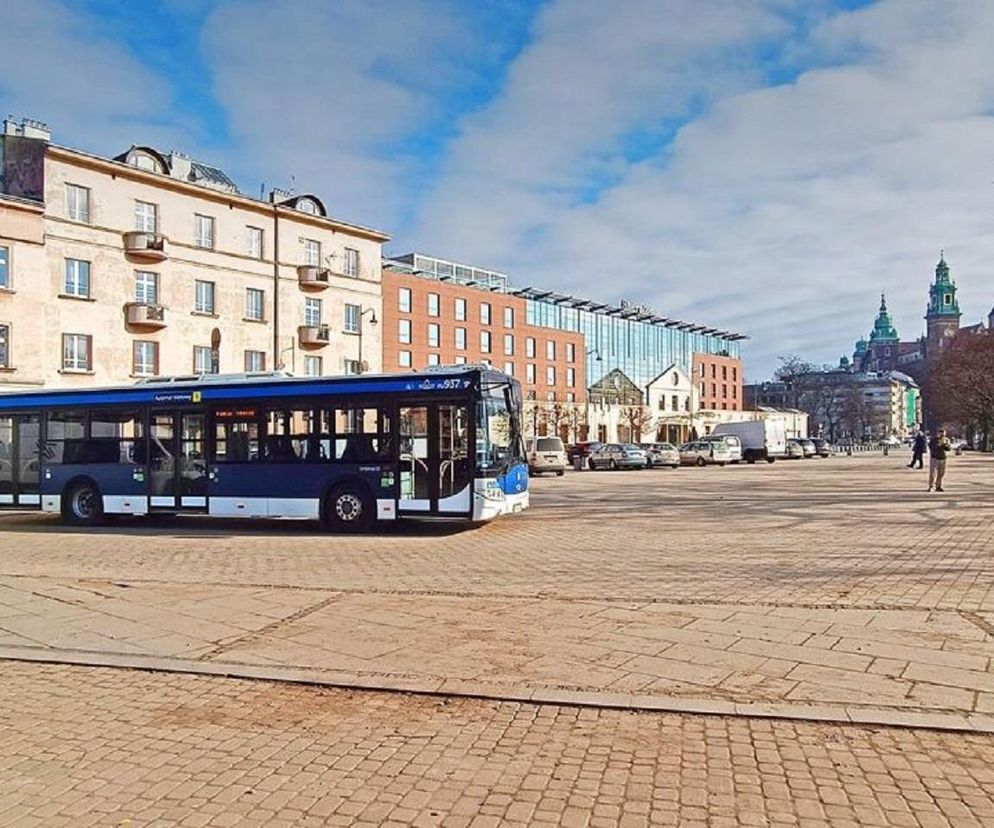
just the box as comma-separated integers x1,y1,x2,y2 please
928,332,994,449
774,355,816,409
621,405,655,443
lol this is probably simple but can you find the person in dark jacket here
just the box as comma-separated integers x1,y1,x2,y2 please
907,429,926,469
928,428,951,492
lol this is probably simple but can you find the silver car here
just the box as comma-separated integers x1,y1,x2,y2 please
785,439,805,459
641,442,680,468
679,441,731,467
589,443,648,470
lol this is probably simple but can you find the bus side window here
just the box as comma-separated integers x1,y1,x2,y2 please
324,407,392,463
214,418,259,463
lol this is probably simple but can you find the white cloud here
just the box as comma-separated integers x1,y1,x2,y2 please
0,0,189,152
409,0,994,377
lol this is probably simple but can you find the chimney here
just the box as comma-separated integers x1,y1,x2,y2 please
3,116,51,142
168,151,192,182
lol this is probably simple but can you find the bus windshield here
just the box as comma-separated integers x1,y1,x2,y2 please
477,381,525,474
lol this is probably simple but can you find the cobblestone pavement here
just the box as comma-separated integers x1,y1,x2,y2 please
4,662,994,828
2,455,994,730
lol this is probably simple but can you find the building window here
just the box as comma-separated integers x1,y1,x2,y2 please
504,307,514,328
566,342,575,363
344,303,360,333
722,385,728,398
503,334,514,356
427,293,440,317
64,259,91,298
244,350,266,372
303,239,320,266
66,184,91,223
547,366,556,386
732,367,737,381
194,280,215,314
546,392,556,402
700,382,705,396
546,341,556,360
398,287,412,313
245,288,265,321
398,350,412,368
428,323,440,348
454,355,467,365
699,364,705,378
133,341,158,376
304,355,322,376
344,247,359,277
194,214,215,249
343,358,360,375
135,201,157,232
711,364,717,378
0,324,9,368
503,362,514,376
194,345,216,374
684,397,691,412
427,353,441,367
62,334,92,371
480,330,492,353
732,385,738,398
134,271,158,305
304,297,322,327
672,395,679,411
0,246,9,289
525,337,535,358
455,298,467,321
247,226,264,259
455,327,467,350
567,368,575,387
711,383,717,398
480,302,491,325
398,319,412,344
526,364,536,384
566,392,575,403
659,396,667,412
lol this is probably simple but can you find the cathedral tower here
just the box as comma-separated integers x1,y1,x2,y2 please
925,253,961,356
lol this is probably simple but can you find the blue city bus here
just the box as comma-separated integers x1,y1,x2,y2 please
0,365,529,531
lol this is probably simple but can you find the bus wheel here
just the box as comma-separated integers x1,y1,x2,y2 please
323,484,373,533
63,479,105,527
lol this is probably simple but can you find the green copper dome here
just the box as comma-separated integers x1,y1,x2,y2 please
926,253,960,319
869,293,899,343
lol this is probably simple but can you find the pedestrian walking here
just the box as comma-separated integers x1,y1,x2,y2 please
928,428,951,492
907,429,926,469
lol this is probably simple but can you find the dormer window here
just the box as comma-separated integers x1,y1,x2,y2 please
297,198,319,215
122,147,167,175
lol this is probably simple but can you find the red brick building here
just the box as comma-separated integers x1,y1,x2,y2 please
692,353,743,411
381,265,586,403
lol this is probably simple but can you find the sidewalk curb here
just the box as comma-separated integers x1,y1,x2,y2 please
1,645,989,735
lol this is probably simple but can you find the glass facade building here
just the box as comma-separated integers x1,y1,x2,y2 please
518,289,743,391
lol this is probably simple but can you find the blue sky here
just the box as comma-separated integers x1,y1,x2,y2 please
3,0,994,378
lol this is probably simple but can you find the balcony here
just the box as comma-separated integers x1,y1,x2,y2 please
298,324,330,347
297,265,331,289
123,231,168,262
126,302,167,329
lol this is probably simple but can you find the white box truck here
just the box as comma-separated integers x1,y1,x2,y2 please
711,420,787,463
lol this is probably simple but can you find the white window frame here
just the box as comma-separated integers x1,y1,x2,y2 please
427,293,440,317
455,298,467,321
398,319,412,344
503,334,514,356
133,341,158,376
526,337,536,358
428,323,440,348
566,342,575,363
526,363,536,384
455,327,467,350
304,355,322,377
480,330,492,353
503,361,514,377
344,247,359,277
427,353,441,367
504,307,514,328
0,245,9,289
480,302,491,325
194,280,215,314
567,368,576,387
194,345,216,374
66,184,91,223
398,350,412,368
0,323,10,368
344,303,360,334
134,271,158,305
63,333,91,372
194,214,215,249
546,340,556,360
244,350,266,372
303,239,321,266
246,226,264,259
399,287,412,313
245,288,265,321
64,259,91,298
304,297,322,327
134,200,158,233
547,366,556,386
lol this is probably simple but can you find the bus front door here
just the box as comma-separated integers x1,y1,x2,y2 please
148,411,208,511
397,403,471,517
0,414,41,509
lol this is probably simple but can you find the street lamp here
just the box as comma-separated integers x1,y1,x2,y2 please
277,340,295,374
356,306,378,374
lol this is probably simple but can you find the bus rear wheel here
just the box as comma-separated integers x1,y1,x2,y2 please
322,484,374,533
63,480,105,527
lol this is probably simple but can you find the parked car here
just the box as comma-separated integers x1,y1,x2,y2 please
785,439,805,459
527,436,567,476
810,438,833,457
679,441,731,467
589,443,648,470
567,441,603,469
702,434,743,463
881,435,902,447
796,438,817,458
641,442,680,469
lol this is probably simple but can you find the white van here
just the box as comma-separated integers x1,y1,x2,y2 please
711,420,787,463
527,436,567,476
702,434,742,463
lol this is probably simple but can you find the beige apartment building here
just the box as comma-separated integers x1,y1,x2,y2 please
0,118,386,390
